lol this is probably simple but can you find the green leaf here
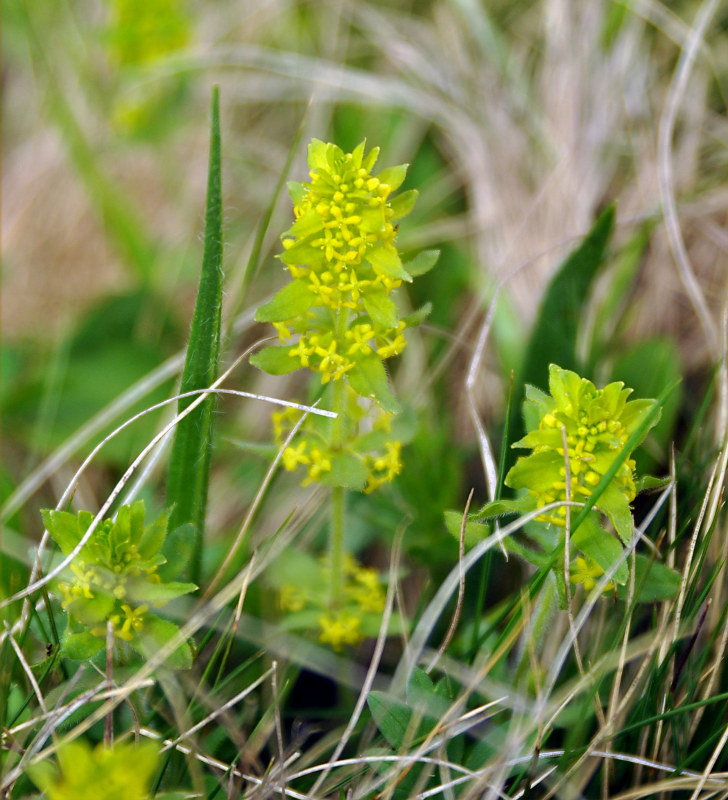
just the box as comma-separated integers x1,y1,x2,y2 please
589,223,652,367
287,181,306,206
571,512,628,585
402,302,432,328
307,138,328,169
61,630,104,660
472,496,537,522
524,206,615,389
390,189,418,221
266,548,324,599
360,206,386,233
407,668,450,718
362,145,380,172
351,140,366,169
363,289,399,329
377,164,409,191
368,691,414,750
255,279,316,322
136,613,193,670
353,429,390,452
129,500,146,544
165,88,224,585
505,451,563,494
619,399,661,442
279,239,326,268
70,592,116,629
616,555,682,602
348,354,401,413
42,509,81,556
286,208,324,238
597,482,633,545
521,385,554,433
366,246,412,282
249,345,301,376
403,249,439,277
126,579,197,606
359,610,405,637
159,523,196,582
138,507,169,560
113,504,131,550
636,475,672,493
444,510,490,547
318,452,368,490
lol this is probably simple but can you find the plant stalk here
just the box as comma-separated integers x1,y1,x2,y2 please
329,309,349,608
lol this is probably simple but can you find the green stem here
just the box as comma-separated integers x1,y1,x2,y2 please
329,310,349,608
330,485,345,608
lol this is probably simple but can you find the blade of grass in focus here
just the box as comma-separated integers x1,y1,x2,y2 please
165,87,224,586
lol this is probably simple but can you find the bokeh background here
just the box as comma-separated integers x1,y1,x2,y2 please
3,0,727,564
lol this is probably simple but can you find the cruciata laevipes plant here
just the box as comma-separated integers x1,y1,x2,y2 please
26,739,183,800
451,364,675,605
41,500,196,668
251,139,438,649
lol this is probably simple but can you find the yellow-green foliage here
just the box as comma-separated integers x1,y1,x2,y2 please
251,139,436,493
251,139,437,647
27,740,161,800
42,501,196,666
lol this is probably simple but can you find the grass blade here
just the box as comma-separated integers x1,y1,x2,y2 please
507,205,615,459
165,87,223,585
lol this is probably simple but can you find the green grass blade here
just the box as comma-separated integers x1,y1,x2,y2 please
507,206,615,457
165,87,223,585
522,205,615,388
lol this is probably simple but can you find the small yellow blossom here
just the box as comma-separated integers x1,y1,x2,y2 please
304,447,332,484
570,557,614,593
318,612,363,650
280,584,307,612
273,322,292,342
282,441,310,471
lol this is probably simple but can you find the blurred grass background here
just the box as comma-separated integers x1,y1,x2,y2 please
2,2,728,796
3,0,725,537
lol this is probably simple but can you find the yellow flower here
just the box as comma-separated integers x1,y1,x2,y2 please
282,441,310,471
345,323,375,356
273,321,292,342
570,557,614,593
348,566,386,613
99,603,148,642
280,584,307,612
304,447,332,484
365,441,402,493
318,611,363,650
289,336,314,368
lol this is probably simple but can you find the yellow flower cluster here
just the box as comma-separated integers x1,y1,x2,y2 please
363,441,403,493
27,738,160,800
534,412,636,528
279,554,386,651
90,604,148,642
283,159,399,296
272,395,402,492
56,519,161,643
269,139,413,386
508,367,648,531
